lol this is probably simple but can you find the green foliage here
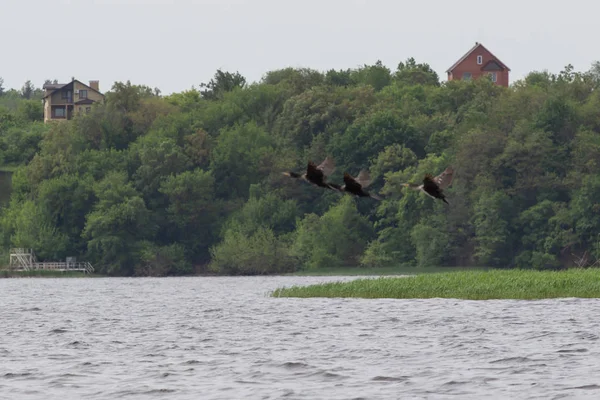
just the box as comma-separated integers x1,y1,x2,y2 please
292,196,374,270
395,58,440,87
209,226,296,275
136,242,192,276
0,123,47,165
159,169,218,261
210,121,275,198
81,172,154,275
221,187,298,237
351,60,392,91
9,200,69,260
3,61,600,275
410,222,450,268
200,69,247,100
472,191,514,267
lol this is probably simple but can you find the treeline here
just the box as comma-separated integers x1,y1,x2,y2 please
1,59,600,276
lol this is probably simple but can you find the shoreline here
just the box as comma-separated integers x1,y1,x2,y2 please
0,266,491,279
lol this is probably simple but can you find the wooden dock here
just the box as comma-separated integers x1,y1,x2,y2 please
9,248,94,274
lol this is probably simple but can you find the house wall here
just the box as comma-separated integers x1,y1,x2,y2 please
75,104,95,115
49,87,72,105
449,46,509,87
43,99,51,123
74,81,104,115
73,81,104,103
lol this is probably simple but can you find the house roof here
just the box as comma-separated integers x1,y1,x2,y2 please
43,79,105,99
446,42,511,73
43,82,73,98
481,60,505,71
43,83,68,90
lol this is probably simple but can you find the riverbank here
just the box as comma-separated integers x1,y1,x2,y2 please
272,268,600,300
0,270,101,278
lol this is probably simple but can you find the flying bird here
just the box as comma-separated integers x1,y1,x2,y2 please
402,167,454,205
282,156,338,191
331,170,382,200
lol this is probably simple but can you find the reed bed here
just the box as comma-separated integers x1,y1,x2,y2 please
272,269,600,300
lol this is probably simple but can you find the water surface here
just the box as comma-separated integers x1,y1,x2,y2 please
1,276,600,399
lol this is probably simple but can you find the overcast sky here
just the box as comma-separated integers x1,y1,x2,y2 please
2,0,598,94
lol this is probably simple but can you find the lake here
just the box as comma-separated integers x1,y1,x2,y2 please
1,276,600,399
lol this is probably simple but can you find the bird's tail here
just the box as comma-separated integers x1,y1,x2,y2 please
369,193,383,201
442,197,449,205
283,171,301,178
328,183,343,192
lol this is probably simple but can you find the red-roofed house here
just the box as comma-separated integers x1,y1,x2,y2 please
446,42,510,87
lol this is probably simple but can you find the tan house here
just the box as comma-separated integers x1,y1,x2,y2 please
42,78,105,123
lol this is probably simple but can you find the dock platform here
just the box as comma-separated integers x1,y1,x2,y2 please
9,248,94,274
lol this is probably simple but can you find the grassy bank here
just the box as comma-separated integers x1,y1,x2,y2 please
272,269,600,300
286,266,488,276
0,270,99,278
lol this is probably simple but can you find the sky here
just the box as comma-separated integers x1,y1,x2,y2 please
2,0,599,95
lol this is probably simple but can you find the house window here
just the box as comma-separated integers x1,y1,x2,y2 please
489,72,497,82
462,72,472,81
79,90,88,99
53,107,65,118
61,90,72,100
477,55,483,65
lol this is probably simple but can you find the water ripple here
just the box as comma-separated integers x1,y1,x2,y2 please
2,276,600,399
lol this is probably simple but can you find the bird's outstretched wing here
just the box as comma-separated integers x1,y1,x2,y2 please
433,167,454,190
316,156,335,177
355,170,372,189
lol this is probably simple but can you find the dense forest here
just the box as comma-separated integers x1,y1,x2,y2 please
1,59,600,276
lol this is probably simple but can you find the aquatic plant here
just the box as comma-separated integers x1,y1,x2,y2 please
272,269,600,300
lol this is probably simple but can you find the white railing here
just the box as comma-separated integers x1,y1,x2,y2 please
9,248,36,271
83,262,94,274
8,249,94,274
10,248,34,255
33,262,94,273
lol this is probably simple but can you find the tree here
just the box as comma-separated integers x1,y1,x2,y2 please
325,68,354,87
209,226,295,275
82,172,155,275
472,191,515,267
292,196,374,270
105,80,155,113
0,77,4,96
262,67,324,94
21,80,34,99
159,169,219,262
350,60,392,91
209,121,275,198
200,69,246,100
16,100,43,122
3,56,600,276
395,57,440,86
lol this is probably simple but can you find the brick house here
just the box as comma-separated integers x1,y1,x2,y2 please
42,78,105,123
446,42,510,87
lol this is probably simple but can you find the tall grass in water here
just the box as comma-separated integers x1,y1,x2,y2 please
286,266,487,276
272,269,600,300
